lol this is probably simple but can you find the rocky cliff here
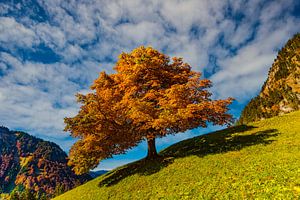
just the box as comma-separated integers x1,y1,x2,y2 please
239,33,300,124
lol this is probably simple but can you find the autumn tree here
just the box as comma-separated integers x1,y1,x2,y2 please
64,46,233,174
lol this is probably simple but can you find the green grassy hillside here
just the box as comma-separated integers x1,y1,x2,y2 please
55,111,300,200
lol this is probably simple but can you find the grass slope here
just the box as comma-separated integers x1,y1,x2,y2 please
55,111,300,200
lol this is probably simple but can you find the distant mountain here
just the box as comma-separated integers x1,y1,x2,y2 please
89,170,109,179
0,126,91,199
239,33,300,124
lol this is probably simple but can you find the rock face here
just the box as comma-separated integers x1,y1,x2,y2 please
239,33,300,124
0,126,90,197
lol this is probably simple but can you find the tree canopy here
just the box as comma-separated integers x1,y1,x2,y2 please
64,46,233,174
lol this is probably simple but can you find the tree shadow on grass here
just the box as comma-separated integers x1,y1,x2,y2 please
98,125,279,187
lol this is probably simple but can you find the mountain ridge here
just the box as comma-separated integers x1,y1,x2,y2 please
239,33,300,124
0,126,91,199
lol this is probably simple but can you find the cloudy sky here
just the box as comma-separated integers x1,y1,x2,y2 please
0,0,299,170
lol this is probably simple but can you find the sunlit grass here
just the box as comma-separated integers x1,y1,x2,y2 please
55,111,300,199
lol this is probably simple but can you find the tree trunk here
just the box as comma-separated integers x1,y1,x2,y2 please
146,137,158,159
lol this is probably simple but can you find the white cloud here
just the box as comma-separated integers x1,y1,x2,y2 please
0,17,38,48
116,21,164,45
160,0,225,33
35,23,66,49
0,53,79,136
210,1,299,101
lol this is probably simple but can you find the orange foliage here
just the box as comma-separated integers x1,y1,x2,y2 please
64,46,233,174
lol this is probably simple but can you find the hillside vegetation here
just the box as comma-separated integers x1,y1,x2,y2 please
239,33,300,124
0,127,90,199
55,111,300,200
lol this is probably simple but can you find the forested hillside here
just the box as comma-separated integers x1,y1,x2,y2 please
0,127,90,199
239,33,300,124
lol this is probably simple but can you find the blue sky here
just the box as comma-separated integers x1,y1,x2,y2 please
0,0,299,170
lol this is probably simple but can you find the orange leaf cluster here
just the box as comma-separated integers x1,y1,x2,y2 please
64,46,233,174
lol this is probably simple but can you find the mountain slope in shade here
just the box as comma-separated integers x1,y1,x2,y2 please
89,170,109,179
0,126,91,198
239,33,300,124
